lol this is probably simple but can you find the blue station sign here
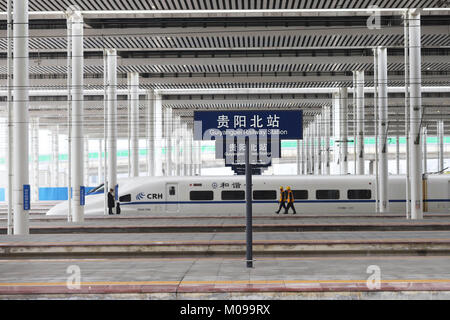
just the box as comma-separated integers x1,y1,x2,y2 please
194,110,303,141
23,184,30,211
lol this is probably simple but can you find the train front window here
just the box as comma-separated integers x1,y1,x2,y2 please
119,194,131,202
87,183,104,194
348,189,371,199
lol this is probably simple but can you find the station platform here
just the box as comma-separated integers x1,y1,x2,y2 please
2,209,450,299
0,255,450,299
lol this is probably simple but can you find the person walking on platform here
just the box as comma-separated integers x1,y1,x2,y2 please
108,188,115,215
276,186,287,214
285,186,296,214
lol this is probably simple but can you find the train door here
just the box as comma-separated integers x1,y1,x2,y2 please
165,183,179,212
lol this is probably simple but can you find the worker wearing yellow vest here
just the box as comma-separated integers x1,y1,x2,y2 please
275,186,287,214
285,186,296,214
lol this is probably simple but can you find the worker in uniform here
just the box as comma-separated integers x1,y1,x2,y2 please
285,186,296,214
275,186,287,214
108,188,115,215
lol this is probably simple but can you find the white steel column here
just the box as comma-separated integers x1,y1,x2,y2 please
165,107,174,176
332,92,340,172
97,139,103,184
129,72,139,177
84,137,89,186
301,137,306,175
183,122,189,175
6,0,13,234
146,91,155,176
296,139,301,175
154,93,163,176
308,126,313,174
69,10,84,222
339,87,348,175
373,48,380,213
422,126,428,174
31,119,39,202
13,0,30,234
106,48,117,211
409,10,423,220
396,129,400,175
324,106,331,175
51,126,60,187
438,120,444,172
317,114,322,175
175,116,182,176
356,70,365,175
378,46,389,213
188,127,194,176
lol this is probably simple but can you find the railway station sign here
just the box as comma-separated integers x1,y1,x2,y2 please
23,184,30,211
193,110,303,141
194,110,302,174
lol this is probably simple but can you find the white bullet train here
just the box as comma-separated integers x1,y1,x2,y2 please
46,174,450,215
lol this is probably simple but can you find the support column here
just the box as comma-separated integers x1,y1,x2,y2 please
188,126,194,176
301,137,306,175
51,126,60,187
106,48,117,209
378,46,390,213
183,122,189,175
396,126,400,175
164,107,174,176
84,137,89,186
409,10,423,220
438,120,444,172
307,126,313,174
97,139,103,184
356,70,365,175
13,0,30,234
153,91,164,176
339,88,348,175
128,72,139,177
296,139,301,175
146,91,154,176
31,119,39,202
175,116,182,176
422,126,427,174
324,106,331,175
69,9,84,222
317,114,322,175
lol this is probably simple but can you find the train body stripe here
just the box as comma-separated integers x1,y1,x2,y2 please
120,199,450,206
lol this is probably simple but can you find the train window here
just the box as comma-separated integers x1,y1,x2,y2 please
169,186,176,196
253,190,276,200
348,189,371,199
316,190,340,199
119,194,131,202
292,190,308,199
222,190,245,200
190,191,214,201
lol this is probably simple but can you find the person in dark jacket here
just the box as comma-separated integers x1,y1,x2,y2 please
108,188,115,215
285,186,296,214
275,186,287,214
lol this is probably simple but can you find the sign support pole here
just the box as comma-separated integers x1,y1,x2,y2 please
245,136,253,268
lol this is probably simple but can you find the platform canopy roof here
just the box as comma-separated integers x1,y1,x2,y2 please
0,0,449,137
